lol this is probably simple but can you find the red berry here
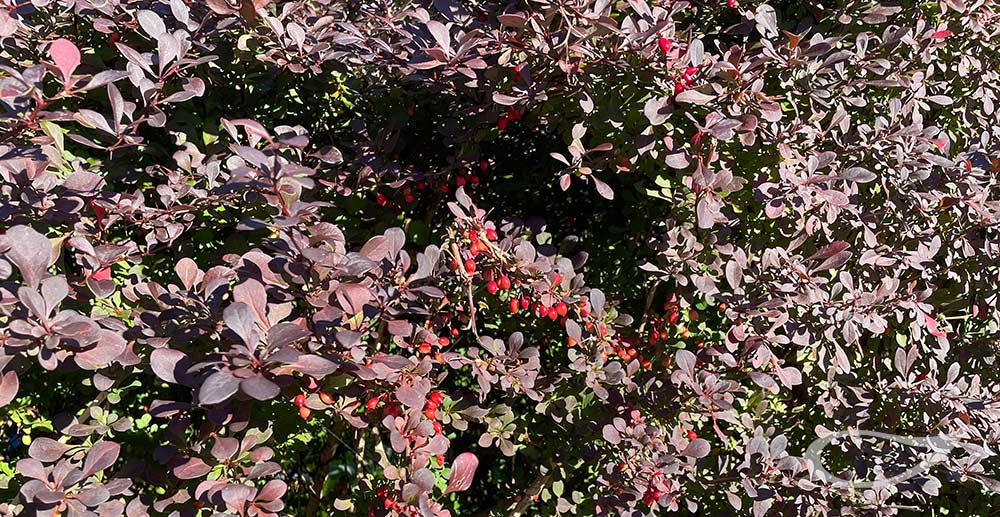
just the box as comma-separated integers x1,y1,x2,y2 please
485,228,498,241
376,193,387,205
449,259,459,271
469,174,480,184
436,454,445,466
498,275,511,290
384,497,395,509
555,302,568,317
366,396,381,411
657,37,671,53
377,487,387,498
727,0,737,6
547,306,559,321
319,392,334,405
428,392,445,406
497,116,509,131
418,343,432,354
451,327,460,337
464,258,476,274
438,337,450,346
404,193,415,203
580,309,589,317
433,420,443,434
299,406,312,420
510,299,519,314
506,106,522,121
520,297,530,310
480,159,489,171
424,407,437,420
455,175,467,187
687,430,697,440
294,394,306,407
487,280,499,294
674,80,685,93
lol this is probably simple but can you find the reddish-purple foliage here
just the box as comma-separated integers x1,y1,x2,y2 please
1,0,999,515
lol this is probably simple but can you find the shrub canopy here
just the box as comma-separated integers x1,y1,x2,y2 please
1,0,999,515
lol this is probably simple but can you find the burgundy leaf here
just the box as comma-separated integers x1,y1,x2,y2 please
443,452,479,494
49,38,81,83
683,438,710,458
150,348,191,385
199,369,241,405
174,457,212,480
240,375,280,401
1,226,53,288
83,441,121,477
0,370,19,407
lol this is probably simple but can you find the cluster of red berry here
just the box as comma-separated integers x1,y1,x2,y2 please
497,105,523,131
425,392,448,468
654,36,701,93
375,161,492,210
292,381,334,420
641,470,665,507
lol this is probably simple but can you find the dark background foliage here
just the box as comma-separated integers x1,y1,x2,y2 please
1,0,999,515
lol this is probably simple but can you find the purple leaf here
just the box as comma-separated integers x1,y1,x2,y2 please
0,370,19,407
240,375,280,401
75,330,126,370
49,38,81,83
443,452,479,494
257,479,287,502
199,369,240,405
150,348,191,385
173,457,212,480
175,257,201,290
1,226,53,288
807,241,850,261
28,437,67,463
592,176,614,200
83,441,120,477
683,438,710,458
224,302,256,345
211,437,240,460
812,251,851,272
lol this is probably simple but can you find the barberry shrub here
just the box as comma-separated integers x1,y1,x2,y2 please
1,0,999,515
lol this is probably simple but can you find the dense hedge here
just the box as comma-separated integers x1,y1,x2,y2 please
1,0,999,515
